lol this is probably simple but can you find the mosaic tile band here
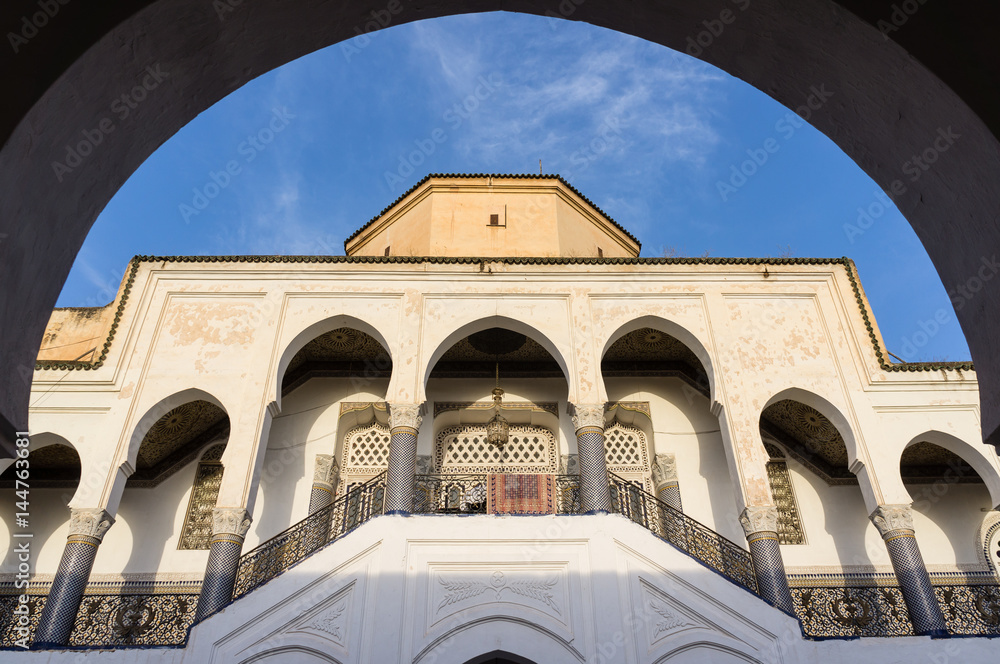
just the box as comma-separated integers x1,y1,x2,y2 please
883,530,948,636
657,482,683,512
194,538,244,622
576,426,612,513
385,427,418,514
33,537,101,646
746,533,795,613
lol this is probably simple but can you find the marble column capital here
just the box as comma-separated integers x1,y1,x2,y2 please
212,507,253,538
388,403,422,431
68,508,115,542
571,403,606,431
313,454,339,485
869,504,915,538
739,505,779,537
651,453,678,490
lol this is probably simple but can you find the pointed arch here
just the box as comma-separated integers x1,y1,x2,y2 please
420,315,572,403
124,387,230,471
901,431,1000,508
273,314,394,411
599,315,717,406
761,387,859,468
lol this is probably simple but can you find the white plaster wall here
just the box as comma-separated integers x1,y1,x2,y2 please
0,488,72,576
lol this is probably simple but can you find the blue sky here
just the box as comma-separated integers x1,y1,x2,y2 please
60,11,969,362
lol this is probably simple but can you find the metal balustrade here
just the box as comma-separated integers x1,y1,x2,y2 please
7,469,1000,649
232,472,385,600
606,472,759,594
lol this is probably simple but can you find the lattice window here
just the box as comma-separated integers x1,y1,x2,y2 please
435,425,557,473
604,423,649,473
178,445,225,550
343,423,391,470
767,460,805,545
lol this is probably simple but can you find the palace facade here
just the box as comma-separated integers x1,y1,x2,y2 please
3,174,1000,662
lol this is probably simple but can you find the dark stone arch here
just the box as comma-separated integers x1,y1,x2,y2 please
3,0,999,458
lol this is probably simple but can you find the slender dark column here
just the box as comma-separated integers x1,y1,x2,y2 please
870,504,948,636
740,506,795,613
384,404,422,515
651,453,682,511
572,403,611,514
33,509,114,647
194,507,252,622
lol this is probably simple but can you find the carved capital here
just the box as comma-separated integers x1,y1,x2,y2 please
869,504,914,537
68,508,115,541
313,454,339,485
739,505,779,537
389,403,422,431
559,454,579,475
571,403,605,431
212,507,253,538
650,454,678,488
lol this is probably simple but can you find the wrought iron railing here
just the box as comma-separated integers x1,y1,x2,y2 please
414,474,488,514
232,472,385,600
607,473,758,594
555,474,582,514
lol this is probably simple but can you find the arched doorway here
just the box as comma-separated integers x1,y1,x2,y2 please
4,1,1000,461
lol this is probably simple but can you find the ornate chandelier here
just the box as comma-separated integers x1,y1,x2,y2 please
486,363,509,449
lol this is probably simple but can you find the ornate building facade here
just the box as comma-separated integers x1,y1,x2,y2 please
2,174,1000,661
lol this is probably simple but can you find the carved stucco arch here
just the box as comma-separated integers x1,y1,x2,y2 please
272,313,395,411
598,314,719,407
3,0,1000,460
901,430,1000,509
420,314,573,404
412,616,583,664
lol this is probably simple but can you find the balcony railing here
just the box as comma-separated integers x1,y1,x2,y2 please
607,472,758,594
6,469,1000,649
231,472,385,600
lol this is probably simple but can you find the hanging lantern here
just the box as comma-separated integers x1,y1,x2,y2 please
486,365,509,449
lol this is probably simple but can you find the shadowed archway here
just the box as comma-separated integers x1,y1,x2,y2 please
3,0,1000,458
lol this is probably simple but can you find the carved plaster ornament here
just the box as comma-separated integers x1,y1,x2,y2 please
559,454,579,475
211,507,253,538
415,455,434,475
571,403,606,431
650,454,678,488
388,403,422,431
69,508,115,541
739,505,779,536
313,454,339,486
869,504,915,538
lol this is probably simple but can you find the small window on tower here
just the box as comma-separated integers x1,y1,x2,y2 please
384,246,390,256
489,214,499,226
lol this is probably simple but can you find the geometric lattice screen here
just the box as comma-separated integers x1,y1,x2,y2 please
435,425,557,473
343,423,391,470
178,444,225,550
766,459,805,545
603,423,649,472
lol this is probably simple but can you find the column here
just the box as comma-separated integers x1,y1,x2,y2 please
739,505,794,613
194,507,252,622
572,403,611,514
651,453,682,511
308,454,339,513
33,509,114,647
869,504,948,636
384,404,422,515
